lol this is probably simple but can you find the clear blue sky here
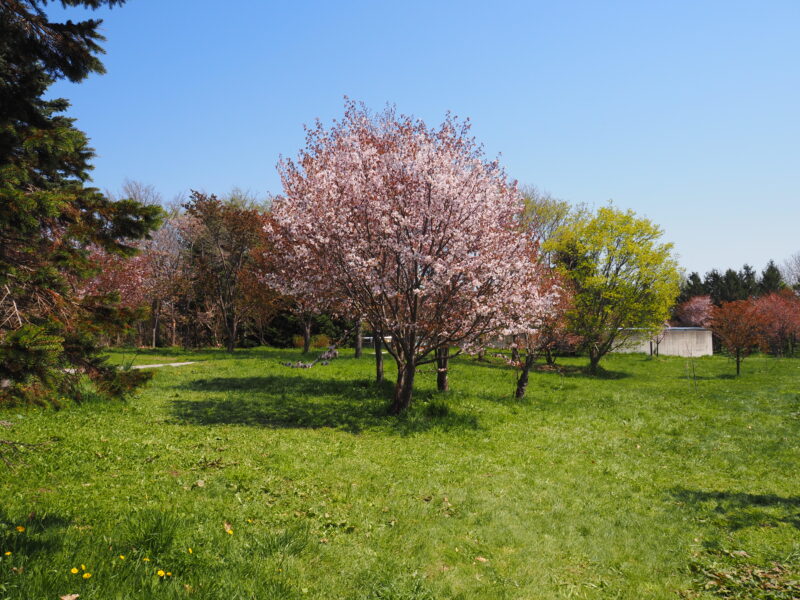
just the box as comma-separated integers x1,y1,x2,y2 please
48,0,799,276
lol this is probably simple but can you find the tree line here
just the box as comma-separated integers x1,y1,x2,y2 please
4,0,796,416
674,261,800,372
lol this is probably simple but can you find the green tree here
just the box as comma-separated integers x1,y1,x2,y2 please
720,268,745,303
758,260,785,295
678,271,705,303
0,0,161,404
519,186,577,267
182,192,267,352
547,206,680,374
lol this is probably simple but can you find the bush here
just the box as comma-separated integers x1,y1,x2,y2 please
312,334,331,348
291,334,332,349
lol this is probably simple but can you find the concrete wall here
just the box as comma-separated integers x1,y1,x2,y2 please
616,327,713,357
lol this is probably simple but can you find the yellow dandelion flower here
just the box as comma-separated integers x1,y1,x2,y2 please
227,529,233,535
81,564,86,571
83,572,92,579
4,551,11,556
166,572,172,576
157,569,165,577
119,555,125,560
188,548,192,554
71,567,79,574
142,557,150,561
15,526,25,533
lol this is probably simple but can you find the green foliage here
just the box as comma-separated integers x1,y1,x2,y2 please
0,0,161,404
681,262,787,305
547,205,681,372
759,260,786,296
1,348,798,598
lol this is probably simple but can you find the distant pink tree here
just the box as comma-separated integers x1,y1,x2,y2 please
270,101,550,413
675,295,713,327
752,290,800,356
505,272,570,399
81,247,152,311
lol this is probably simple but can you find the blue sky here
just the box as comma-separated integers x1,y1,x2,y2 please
48,0,799,275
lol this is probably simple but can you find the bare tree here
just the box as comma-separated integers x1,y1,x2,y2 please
782,251,800,290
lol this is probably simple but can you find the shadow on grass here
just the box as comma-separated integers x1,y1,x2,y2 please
672,487,800,530
680,374,737,381
465,356,631,380
0,510,72,556
170,375,479,435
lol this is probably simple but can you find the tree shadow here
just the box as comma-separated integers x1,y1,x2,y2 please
679,374,737,381
170,375,479,435
0,510,73,556
463,356,631,380
556,364,632,380
671,487,800,531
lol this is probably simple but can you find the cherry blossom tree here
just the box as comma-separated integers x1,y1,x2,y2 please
752,290,800,356
506,272,570,399
270,101,549,413
674,295,713,328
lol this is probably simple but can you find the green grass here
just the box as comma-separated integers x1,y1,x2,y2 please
1,348,799,599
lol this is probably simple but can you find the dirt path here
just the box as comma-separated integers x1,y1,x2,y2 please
130,362,197,370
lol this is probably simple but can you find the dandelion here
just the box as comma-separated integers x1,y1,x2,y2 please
157,569,165,577
15,526,24,533
166,572,172,576
227,529,233,535
4,551,11,556
119,555,125,560
71,567,79,574
188,548,192,554
142,557,150,562
81,564,86,571
82,572,92,579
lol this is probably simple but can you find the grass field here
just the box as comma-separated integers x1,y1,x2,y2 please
1,348,799,599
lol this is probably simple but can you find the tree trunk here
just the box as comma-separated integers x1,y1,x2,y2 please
544,348,556,366
390,359,416,414
736,350,741,376
515,353,536,399
302,318,312,354
354,318,363,358
511,344,520,363
374,332,384,383
436,346,449,392
225,315,237,352
588,347,601,374
150,299,161,348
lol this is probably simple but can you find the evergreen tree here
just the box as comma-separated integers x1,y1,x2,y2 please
0,1,162,404
759,260,785,295
739,264,758,298
703,269,724,305
719,269,744,303
679,271,705,303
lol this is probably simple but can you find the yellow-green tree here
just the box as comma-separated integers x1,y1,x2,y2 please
547,206,680,373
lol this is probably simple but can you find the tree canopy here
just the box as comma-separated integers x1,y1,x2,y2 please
547,205,680,373
270,101,551,412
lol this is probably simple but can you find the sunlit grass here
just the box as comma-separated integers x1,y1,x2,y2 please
1,348,798,598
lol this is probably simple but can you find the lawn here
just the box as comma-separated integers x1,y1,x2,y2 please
1,348,799,599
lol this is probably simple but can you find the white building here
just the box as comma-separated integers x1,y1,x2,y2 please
616,327,713,357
